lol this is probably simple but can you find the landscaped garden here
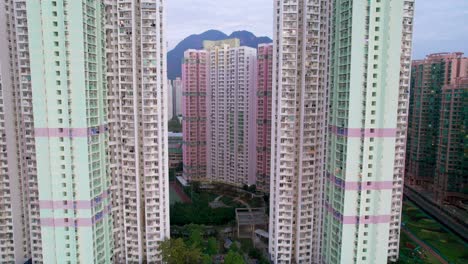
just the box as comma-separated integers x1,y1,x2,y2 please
160,224,269,264
402,200,468,264
166,182,270,263
170,182,247,226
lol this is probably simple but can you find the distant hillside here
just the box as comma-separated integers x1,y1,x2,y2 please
167,30,272,80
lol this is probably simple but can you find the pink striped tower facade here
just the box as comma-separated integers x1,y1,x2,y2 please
256,43,274,192
182,49,209,181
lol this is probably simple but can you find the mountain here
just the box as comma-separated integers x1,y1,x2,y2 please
167,30,272,80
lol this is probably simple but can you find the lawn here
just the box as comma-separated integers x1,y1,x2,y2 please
399,231,442,264
402,201,468,264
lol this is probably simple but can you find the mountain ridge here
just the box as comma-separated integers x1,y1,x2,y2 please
167,30,272,80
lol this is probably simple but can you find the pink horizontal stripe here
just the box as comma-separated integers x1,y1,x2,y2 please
40,205,111,227
324,202,392,224
39,200,92,209
39,189,111,210
34,125,108,138
342,215,392,224
327,173,394,190
329,125,397,138
40,217,93,227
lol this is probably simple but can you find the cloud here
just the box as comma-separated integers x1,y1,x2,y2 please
167,0,468,58
166,0,272,49
412,0,468,58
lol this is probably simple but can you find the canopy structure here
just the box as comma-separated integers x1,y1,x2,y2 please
235,208,268,238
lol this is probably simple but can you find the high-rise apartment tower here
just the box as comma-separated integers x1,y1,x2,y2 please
172,77,183,118
168,80,174,120
105,0,170,262
434,77,468,204
27,0,114,262
0,0,40,262
323,0,415,263
256,43,274,192
406,53,467,190
268,0,330,263
182,49,208,181
205,39,257,186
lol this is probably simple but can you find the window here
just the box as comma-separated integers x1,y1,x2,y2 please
52,11,57,16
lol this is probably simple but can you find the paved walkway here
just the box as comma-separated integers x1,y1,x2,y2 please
234,197,251,209
402,227,448,264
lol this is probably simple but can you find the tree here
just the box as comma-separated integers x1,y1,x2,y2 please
191,181,201,193
202,254,213,264
248,185,256,193
168,117,182,132
159,238,202,264
224,250,245,264
188,225,203,247
229,241,240,252
206,237,218,255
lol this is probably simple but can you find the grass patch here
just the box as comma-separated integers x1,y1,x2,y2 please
399,232,442,264
402,201,468,264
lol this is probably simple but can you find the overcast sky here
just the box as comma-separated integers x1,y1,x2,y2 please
167,0,468,59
